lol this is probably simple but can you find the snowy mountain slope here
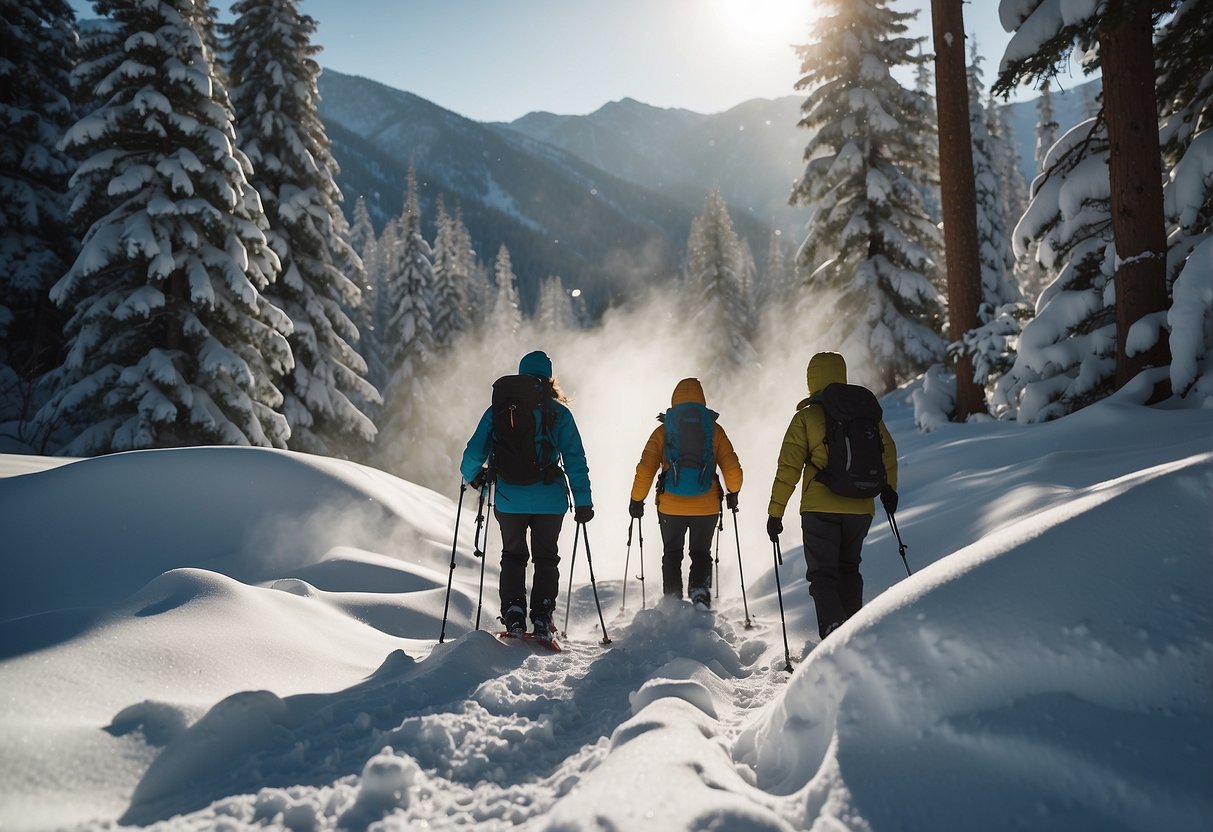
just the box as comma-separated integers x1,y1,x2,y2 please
315,71,776,314
497,95,811,238
315,70,1096,309
1,384,1210,830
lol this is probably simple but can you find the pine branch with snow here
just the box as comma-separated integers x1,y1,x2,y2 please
993,118,1117,422
1157,0,1213,402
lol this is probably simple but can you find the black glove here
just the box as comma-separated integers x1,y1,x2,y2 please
880,485,899,515
725,491,739,511
469,469,489,490
628,499,644,518
574,505,594,524
767,515,783,541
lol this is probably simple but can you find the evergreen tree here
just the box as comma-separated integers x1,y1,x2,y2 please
791,0,945,391
330,203,377,448
429,195,469,347
684,188,756,372
914,46,943,227
369,218,396,321
997,1,1175,393
961,48,1026,390
346,197,373,298
1034,80,1060,174
1157,0,1213,401
373,171,437,480
41,0,293,454
985,93,1031,243
992,118,1117,422
759,230,794,310
380,168,434,396
535,275,576,332
489,243,522,340
225,0,378,457
455,208,491,328
0,0,78,432
737,236,759,345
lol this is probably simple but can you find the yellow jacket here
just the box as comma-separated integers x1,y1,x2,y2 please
767,352,898,517
631,378,743,516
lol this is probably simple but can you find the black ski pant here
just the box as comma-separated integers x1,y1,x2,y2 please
658,512,718,597
802,511,873,639
495,510,564,621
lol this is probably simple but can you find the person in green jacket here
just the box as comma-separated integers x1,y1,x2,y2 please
766,352,898,640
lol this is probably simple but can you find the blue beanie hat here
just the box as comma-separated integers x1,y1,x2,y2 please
519,350,553,378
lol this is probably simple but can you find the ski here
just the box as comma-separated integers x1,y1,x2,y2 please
497,631,562,652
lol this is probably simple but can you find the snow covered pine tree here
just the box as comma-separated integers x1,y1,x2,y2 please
42,0,293,453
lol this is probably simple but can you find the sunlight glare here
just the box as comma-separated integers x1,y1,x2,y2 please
714,0,815,39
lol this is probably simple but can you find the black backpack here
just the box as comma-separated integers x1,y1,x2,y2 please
810,383,886,498
490,375,560,485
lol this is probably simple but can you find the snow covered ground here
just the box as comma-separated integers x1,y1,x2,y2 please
1,380,1211,831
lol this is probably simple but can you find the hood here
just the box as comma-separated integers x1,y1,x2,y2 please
671,378,706,407
807,352,847,395
518,350,553,378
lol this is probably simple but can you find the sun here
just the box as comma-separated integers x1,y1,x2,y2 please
714,0,815,39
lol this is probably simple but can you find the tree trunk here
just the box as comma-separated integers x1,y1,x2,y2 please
1099,7,1171,394
931,0,984,419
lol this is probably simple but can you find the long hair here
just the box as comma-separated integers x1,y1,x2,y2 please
550,377,570,405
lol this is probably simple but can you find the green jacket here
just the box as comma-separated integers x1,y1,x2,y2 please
767,352,898,517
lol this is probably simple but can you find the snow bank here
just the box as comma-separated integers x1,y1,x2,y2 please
0,445,457,620
737,453,1213,830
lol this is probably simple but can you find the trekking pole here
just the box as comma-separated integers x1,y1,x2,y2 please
637,516,647,610
731,507,752,629
562,518,580,638
439,481,468,643
472,479,493,630
887,509,912,576
580,522,612,644
620,519,634,613
770,537,793,673
713,512,724,600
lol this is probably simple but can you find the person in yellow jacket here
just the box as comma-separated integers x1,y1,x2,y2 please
630,378,743,608
767,352,898,640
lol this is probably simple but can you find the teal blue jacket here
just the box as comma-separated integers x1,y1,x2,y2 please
460,397,592,514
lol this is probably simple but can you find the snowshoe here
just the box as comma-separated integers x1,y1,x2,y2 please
689,587,711,609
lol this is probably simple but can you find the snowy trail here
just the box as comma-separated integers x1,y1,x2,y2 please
119,592,801,831
5,395,1210,831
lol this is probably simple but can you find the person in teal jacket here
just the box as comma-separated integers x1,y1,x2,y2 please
461,350,593,638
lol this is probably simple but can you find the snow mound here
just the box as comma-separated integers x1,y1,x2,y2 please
736,453,1213,831
0,446,458,620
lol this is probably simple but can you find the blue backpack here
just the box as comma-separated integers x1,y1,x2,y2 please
660,402,716,496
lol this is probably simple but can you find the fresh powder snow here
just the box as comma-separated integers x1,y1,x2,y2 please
1,376,1210,831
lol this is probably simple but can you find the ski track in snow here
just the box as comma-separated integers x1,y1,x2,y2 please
123,596,801,831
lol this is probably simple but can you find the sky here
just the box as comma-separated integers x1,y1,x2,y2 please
67,0,1071,123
